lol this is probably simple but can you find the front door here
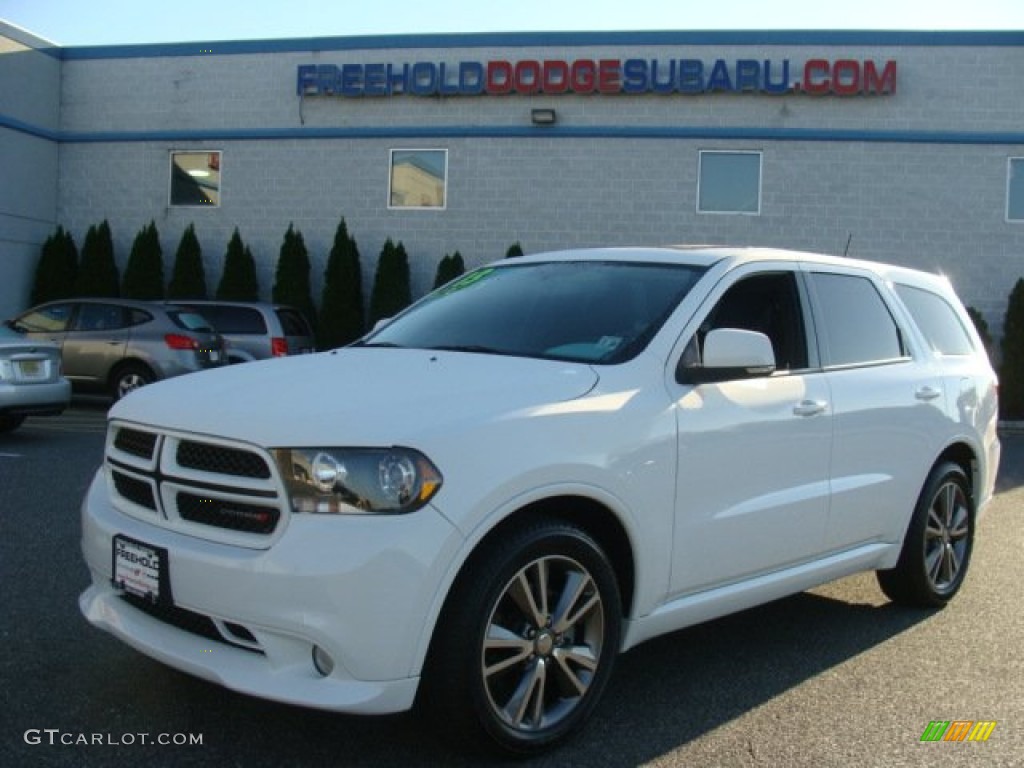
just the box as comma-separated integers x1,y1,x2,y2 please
667,268,834,596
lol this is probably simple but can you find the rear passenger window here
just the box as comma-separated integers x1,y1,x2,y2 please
895,284,975,356
810,273,905,367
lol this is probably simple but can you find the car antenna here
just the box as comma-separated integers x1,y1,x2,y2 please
843,233,853,257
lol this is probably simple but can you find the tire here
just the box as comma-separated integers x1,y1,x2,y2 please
110,362,155,400
0,414,27,433
420,520,622,756
877,462,974,608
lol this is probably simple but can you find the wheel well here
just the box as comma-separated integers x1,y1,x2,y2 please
935,442,978,503
457,496,636,618
108,359,154,383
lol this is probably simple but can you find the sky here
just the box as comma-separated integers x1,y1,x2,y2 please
1,0,1023,47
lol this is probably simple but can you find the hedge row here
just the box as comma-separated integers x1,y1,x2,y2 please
32,221,1024,417
32,218,525,351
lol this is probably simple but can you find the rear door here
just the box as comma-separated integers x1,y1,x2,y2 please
805,267,949,549
62,302,129,384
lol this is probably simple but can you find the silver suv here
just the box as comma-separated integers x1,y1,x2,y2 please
8,298,225,399
166,301,315,363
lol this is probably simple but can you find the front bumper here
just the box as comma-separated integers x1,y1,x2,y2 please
79,469,462,714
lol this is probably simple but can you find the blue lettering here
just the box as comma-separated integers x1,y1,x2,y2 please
706,59,733,92
459,61,484,94
438,62,460,95
735,59,760,91
364,63,387,96
678,60,703,93
650,59,676,94
763,59,790,94
341,64,363,96
622,59,648,93
410,62,437,95
387,63,409,95
316,65,341,95
297,65,318,95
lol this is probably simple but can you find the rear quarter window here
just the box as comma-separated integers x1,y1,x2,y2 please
275,308,313,336
894,284,975,356
199,306,268,335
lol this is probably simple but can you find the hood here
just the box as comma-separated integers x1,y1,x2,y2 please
110,347,599,447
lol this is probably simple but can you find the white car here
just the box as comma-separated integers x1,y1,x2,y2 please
80,247,1000,754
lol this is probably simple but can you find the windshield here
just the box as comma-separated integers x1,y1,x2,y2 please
363,261,706,364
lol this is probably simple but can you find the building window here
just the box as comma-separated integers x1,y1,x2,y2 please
389,149,447,209
1008,157,1024,222
698,151,761,215
170,151,221,207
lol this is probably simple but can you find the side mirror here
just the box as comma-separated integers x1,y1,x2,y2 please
678,328,776,384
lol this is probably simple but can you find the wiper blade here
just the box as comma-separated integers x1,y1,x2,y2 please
351,340,403,348
428,344,506,355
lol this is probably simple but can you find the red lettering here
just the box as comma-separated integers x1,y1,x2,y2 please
863,60,897,94
513,60,541,94
542,60,569,93
598,59,621,93
486,60,512,94
832,59,861,95
570,59,596,93
802,59,830,95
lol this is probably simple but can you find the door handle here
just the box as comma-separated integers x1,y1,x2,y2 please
915,385,942,402
793,400,828,417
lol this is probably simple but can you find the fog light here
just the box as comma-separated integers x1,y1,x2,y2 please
312,645,335,677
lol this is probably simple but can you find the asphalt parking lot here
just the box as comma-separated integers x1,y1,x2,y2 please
1,401,1021,767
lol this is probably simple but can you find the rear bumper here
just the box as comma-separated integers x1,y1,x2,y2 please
0,378,71,417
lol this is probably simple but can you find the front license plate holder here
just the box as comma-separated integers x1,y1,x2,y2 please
112,535,171,605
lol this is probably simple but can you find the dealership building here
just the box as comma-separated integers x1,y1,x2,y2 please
1,21,1023,338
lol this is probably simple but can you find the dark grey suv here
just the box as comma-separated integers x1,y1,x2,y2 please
166,301,314,363
8,298,225,399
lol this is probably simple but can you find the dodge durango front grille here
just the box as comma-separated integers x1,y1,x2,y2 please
112,470,157,511
176,440,272,478
177,492,279,534
107,423,283,543
114,428,158,459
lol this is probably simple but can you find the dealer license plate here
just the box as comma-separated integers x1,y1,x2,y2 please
112,535,164,602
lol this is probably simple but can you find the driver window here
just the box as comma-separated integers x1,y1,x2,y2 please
690,272,809,373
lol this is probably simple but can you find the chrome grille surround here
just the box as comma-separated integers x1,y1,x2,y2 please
105,421,286,548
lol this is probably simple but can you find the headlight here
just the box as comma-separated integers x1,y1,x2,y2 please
273,447,442,515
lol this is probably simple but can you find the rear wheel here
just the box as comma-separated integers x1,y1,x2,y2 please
877,462,974,607
420,520,621,756
110,362,154,400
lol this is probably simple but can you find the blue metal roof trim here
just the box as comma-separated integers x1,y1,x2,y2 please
30,123,1024,146
58,29,1024,61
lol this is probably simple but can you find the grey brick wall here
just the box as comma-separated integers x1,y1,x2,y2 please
8,31,1024,338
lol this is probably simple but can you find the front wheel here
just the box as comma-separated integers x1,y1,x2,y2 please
420,520,622,756
877,462,974,608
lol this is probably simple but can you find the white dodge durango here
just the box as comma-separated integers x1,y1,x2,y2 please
80,246,1000,754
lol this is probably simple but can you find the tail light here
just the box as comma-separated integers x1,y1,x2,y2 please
271,337,289,357
165,334,199,350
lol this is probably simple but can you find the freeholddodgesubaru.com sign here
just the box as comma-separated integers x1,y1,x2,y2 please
298,57,896,98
